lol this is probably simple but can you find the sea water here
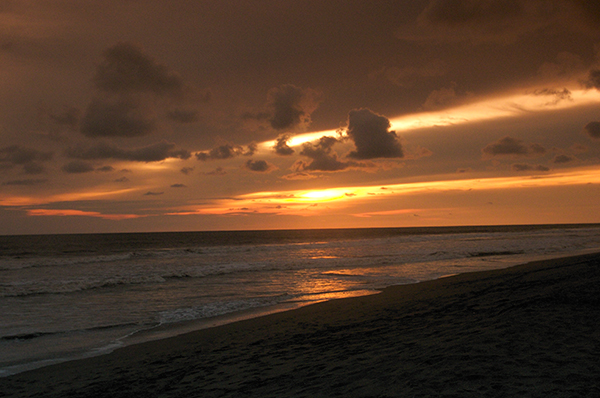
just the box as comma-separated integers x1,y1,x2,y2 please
2,224,600,376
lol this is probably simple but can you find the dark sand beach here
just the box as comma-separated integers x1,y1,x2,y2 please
3,252,599,397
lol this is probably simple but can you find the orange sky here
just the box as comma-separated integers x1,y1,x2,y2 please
2,1,600,234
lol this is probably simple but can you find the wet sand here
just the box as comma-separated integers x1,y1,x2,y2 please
2,252,600,397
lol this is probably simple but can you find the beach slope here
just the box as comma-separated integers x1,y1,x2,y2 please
3,252,600,397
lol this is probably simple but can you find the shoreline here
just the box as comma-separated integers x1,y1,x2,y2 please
3,251,600,397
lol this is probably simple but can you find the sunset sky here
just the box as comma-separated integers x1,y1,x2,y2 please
2,0,600,235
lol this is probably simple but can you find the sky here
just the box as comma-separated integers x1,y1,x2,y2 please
2,0,600,235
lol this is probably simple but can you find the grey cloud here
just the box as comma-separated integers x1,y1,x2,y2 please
66,140,191,162
2,178,47,186
94,42,183,96
195,143,255,161
245,159,275,173
62,160,95,174
345,109,403,160
96,165,115,172
552,154,574,164
511,163,550,171
583,121,600,138
273,135,295,156
170,183,187,188
114,177,130,183
22,162,45,175
144,191,164,196
81,96,155,138
482,136,546,158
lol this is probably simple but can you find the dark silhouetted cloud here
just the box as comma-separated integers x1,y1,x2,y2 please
583,69,600,90
2,178,47,186
62,160,95,174
294,136,349,172
345,109,403,159
180,166,194,175
80,96,155,138
243,84,320,131
170,183,187,188
0,145,53,174
114,177,130,183
166,109,199,123
205,167,226,176
66,140,191,162
552,154,574,163
583,121,600,138
273,135,295,155
96,165,115,172
511,163,550,171
532,88,572,105
144,191,164,196
94,42,183,96
195,143,255,161
482,136,546,158
245,159,275,173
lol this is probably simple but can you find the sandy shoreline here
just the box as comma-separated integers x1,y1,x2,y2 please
2,252,600,397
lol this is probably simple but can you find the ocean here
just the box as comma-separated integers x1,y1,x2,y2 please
2,224,600,376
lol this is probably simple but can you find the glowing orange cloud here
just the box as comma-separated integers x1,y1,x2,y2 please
27,209,144,220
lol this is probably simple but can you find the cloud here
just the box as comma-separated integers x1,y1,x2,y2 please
511,163,550,171
114,177,130,183
552,154,574,164
583,69,600,89
62,160,95,174
482,136,546,158
345,109,403,159
421,83,472,110
180,166,194,175
66,140,191,162
144,191,164,196
166,109,199,123
0,145,53,174
2,178,47,186
195,143,255,161
94,42,183,96
205,167,226,176
96,166,115,172
170,183,187,188
531,88,572,105
293,136,349,172
372,60,446,87
273,135,295,156
245,159,276,173
80,96,155,138
243,84,321,131
49,107,81,130
583,121,600,139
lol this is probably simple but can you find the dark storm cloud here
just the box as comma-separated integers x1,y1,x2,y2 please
583,121,600,139
94,42,183,96
80,96,155,138
245,159,275,173
2,178,47,186
66,140,191,162
195,143,255,161
511,163,550,171
244,85,320,131
62,160,95,174
583,69,600,90
0,145,53,173
482,136,546,158
345,109,403,160
273,135,295,156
